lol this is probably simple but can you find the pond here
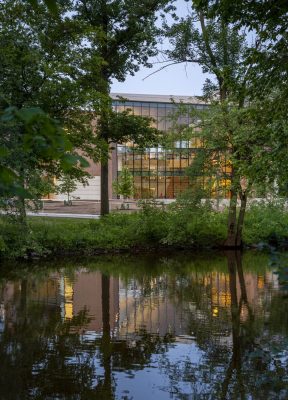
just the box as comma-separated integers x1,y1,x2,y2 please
0,251,287,399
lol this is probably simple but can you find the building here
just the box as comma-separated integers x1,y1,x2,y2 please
55,93,211,201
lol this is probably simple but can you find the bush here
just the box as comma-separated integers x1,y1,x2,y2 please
0,220,48,258
243,201,288,245
0,200,288,259
163,204,226,247
135,201,169,243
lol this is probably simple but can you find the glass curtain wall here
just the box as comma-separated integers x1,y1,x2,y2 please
114,100,227,199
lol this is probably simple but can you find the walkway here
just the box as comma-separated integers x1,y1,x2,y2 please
28,212,100,219
28,199,140,218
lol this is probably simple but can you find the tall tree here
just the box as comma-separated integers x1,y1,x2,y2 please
163,3,252,246
195,0,288,199
162,1,287,247
0,0,89,221
194,0,288,101
69,0,173,215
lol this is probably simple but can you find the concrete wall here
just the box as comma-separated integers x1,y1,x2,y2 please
55,176,101,201
54,150,117,201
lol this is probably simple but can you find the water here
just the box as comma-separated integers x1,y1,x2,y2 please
0,251,287,399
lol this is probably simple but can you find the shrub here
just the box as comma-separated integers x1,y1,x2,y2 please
0,199,288,259
243,201,288,245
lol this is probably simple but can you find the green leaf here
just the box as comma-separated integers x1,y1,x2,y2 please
43,0,58,14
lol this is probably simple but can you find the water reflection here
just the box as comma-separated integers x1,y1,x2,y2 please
0,252,287,399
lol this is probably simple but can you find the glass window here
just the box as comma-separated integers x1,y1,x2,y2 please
149,176,157,198
141,105,150,116
125,157,133,170
142,154,149,171
181,158,189,168
118,156,123,172
133,155,141,171
158,158,166,172
165,119,173,130
132,106,142,116
150,158,157,172
117,145,125,153
134,176,142,199
142,176,150,198
115,98,210,199
158,177,165,198
157,108,166,117
157,119,166,131
189,137,202,148
149,105,158,117
165,176,174,199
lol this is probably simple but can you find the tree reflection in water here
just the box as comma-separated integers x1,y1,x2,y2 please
157,252,288,400
0,253,287,399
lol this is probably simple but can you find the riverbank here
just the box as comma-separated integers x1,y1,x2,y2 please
0,202,288,259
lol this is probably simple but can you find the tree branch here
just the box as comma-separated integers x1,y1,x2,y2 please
143,59,200,80
198,11,218,71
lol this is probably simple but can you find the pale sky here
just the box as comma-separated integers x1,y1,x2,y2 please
111,0,208,97
111,62,207,97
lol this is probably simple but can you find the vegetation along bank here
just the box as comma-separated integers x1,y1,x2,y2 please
1,201,288,259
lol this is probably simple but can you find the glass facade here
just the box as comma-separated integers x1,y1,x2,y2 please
113,98,227,199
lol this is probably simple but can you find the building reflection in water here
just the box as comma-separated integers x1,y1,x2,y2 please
0,256,287,400
0,266,279,342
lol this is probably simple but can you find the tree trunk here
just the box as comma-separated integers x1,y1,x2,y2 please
236,251,254,321
101,148,110,216
224,189,238,247
227,251,241,369
235,251,248,303
100,273,113,398
18,196,27,226
98,89,111,216
235,191,247,247
97,2,111,216
221,251,242,399
17,170,27,227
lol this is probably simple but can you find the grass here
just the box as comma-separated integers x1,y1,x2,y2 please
0,201,288,259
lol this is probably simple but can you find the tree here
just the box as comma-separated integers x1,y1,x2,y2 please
196,0,288,97
56,175,78,204
162,4,248,246
0,106,87,223
113,166,134,200
162,1,285,247
67,0,173,215
195,0,288,199
0,0,89,223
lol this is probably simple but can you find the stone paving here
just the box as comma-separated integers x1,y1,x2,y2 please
41,200,139,215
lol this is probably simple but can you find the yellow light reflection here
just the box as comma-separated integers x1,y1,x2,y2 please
212,307,219,317
64,277,73,320
257,276,264,289
65,303,73,320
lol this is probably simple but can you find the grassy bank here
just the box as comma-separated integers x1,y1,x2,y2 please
1,202,288,258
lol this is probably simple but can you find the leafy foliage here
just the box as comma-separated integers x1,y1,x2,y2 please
65,0,172,214
0,0,90,220
113,167,134,199
0,106,86,198
161,1,288,247
1,201,288,258
56,175,79,202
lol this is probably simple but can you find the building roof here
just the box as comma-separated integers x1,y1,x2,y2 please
111,92,207,105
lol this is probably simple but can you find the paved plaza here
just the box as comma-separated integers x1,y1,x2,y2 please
34,199,139,216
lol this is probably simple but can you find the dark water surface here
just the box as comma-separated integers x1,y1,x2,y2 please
0,251,287,399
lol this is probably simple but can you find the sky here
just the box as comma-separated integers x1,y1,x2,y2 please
111,61,207,97
111,0,208,97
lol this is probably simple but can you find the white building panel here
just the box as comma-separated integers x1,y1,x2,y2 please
55,176,101,201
